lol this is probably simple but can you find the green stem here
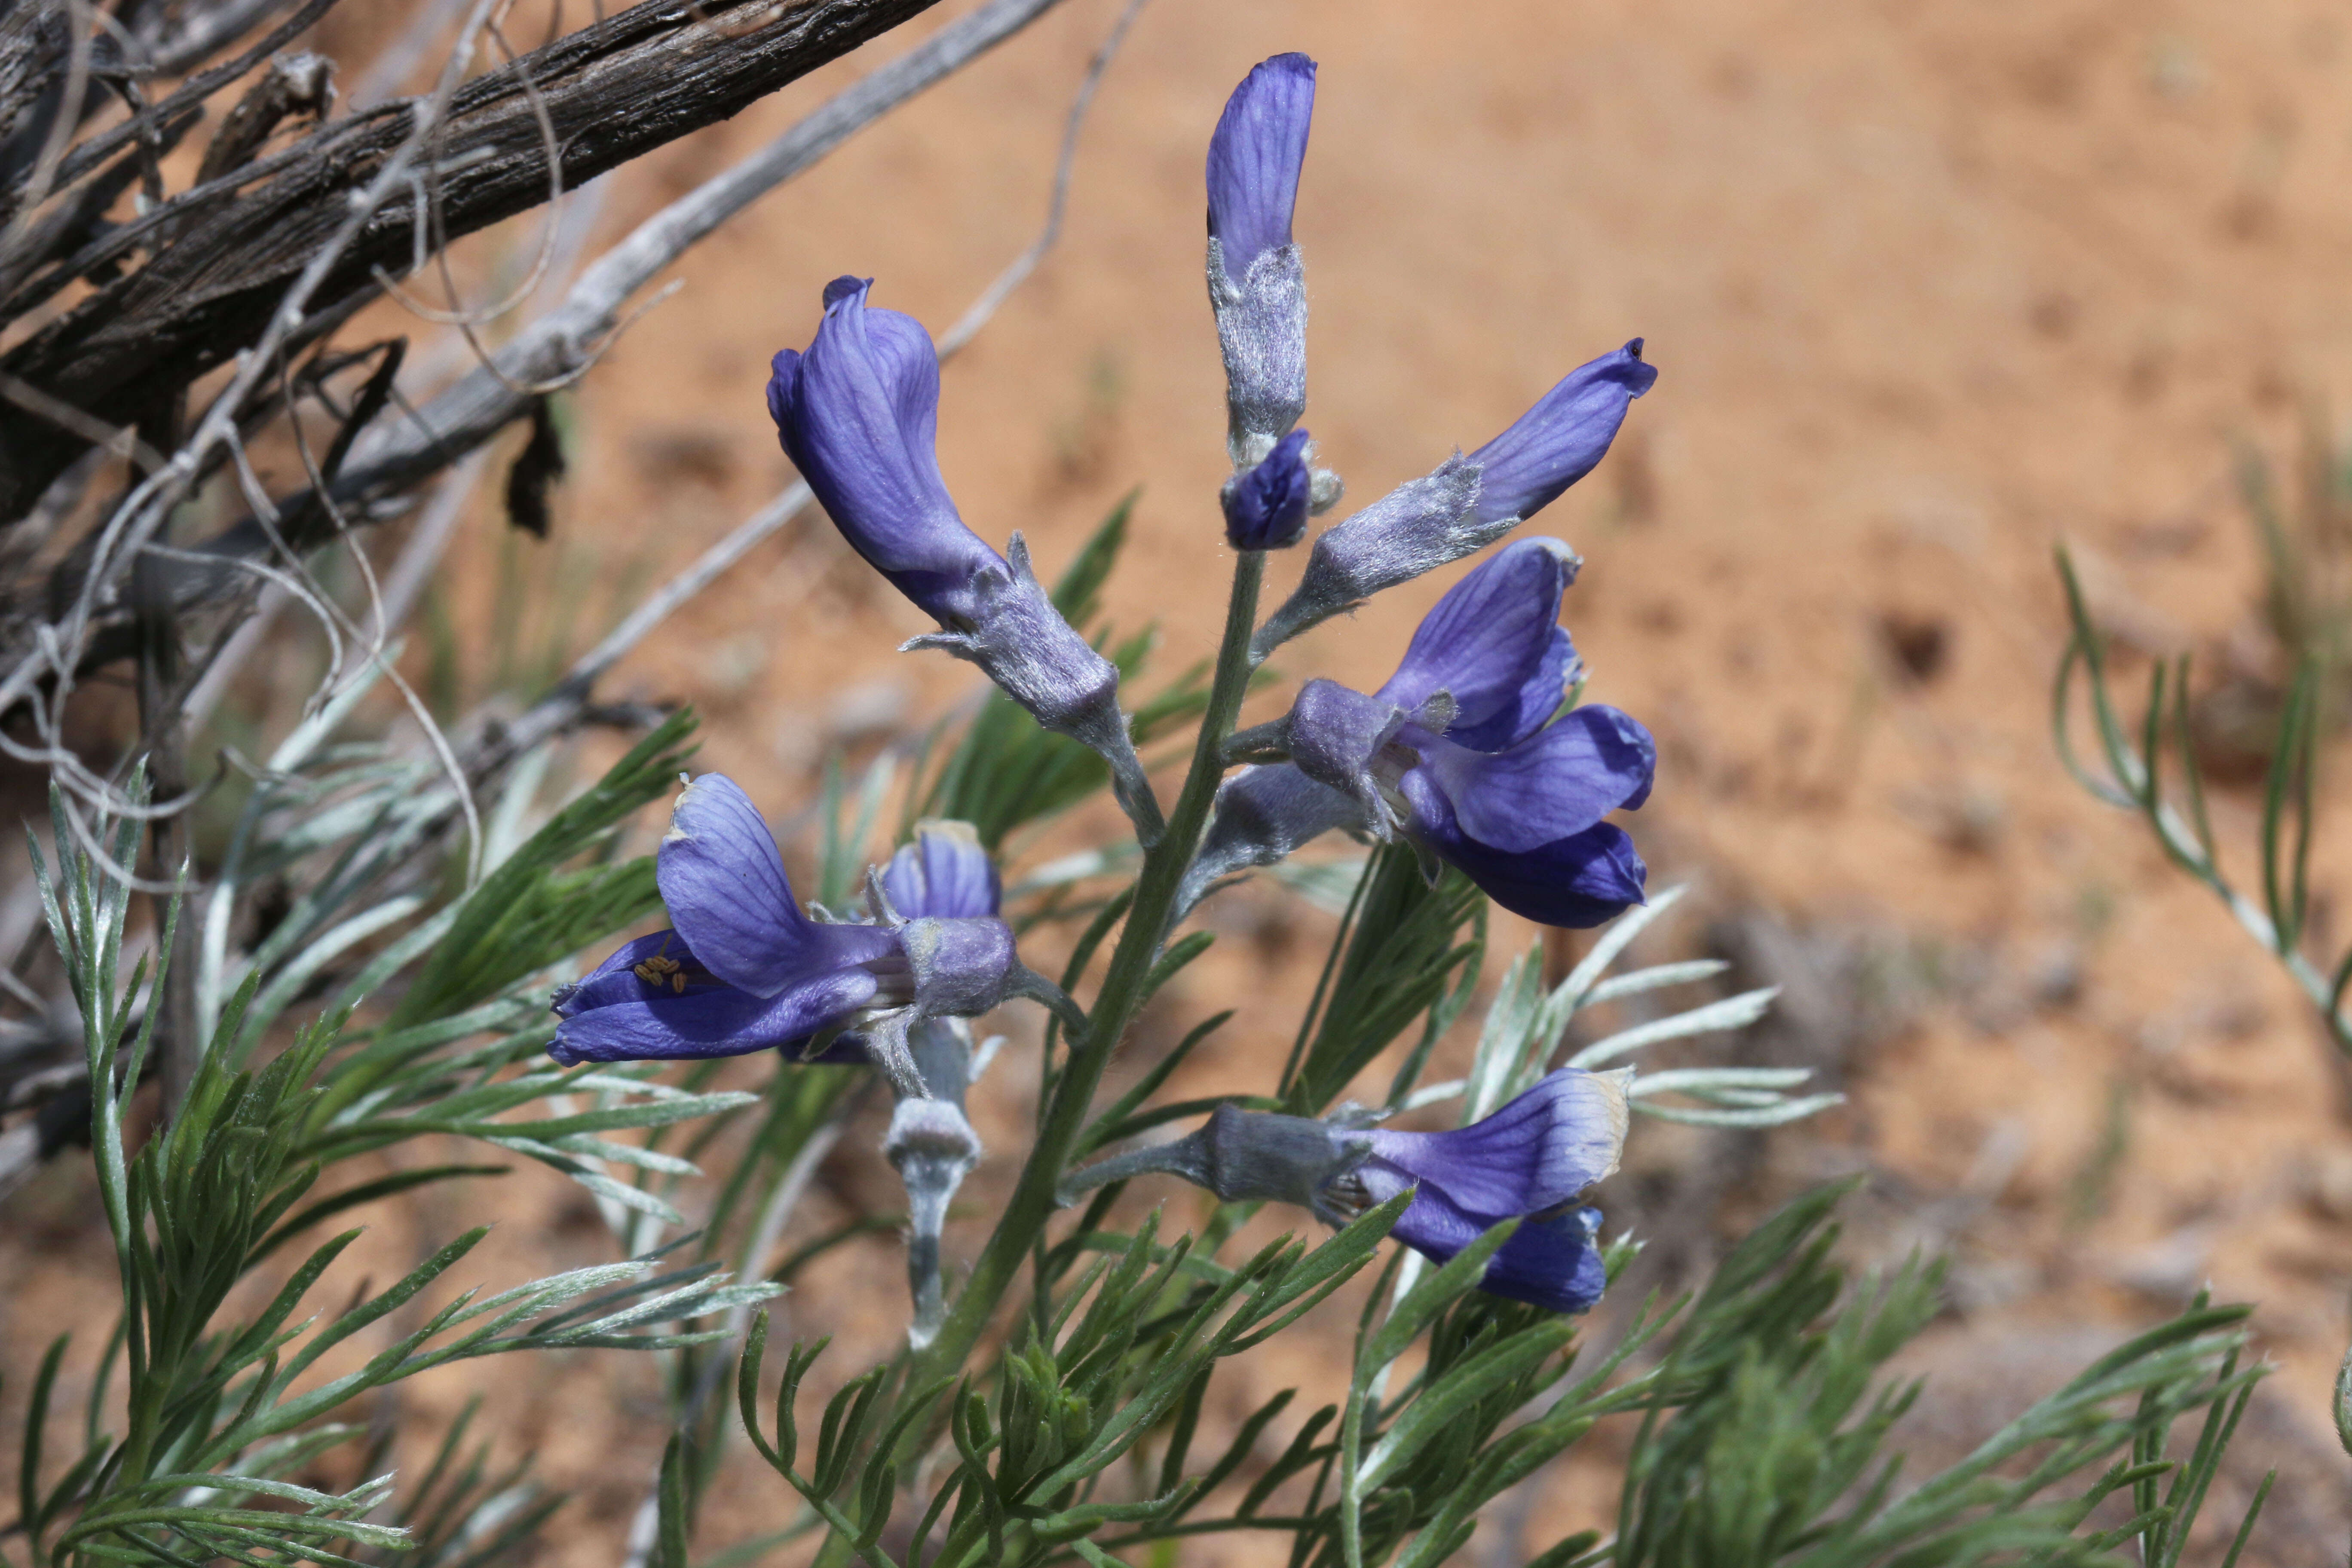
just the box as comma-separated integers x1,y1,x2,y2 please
902,550,1266,1410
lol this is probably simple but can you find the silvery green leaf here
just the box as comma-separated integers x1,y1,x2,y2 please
266,657,395,774
1004,843,1140,898
1396,1078,1465,1112
475,1140,686,1222
564,1274,758,1336
1556,881,1692,1008
1627,1066,1816,1098
1633,1093,1844,1127
1567,986,1779,1070
236,894,428,1056
482,746,555,875
544,1135,702,1176
1583,957,1730,1004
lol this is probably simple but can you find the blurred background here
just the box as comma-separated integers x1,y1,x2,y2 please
10,0,2352,1559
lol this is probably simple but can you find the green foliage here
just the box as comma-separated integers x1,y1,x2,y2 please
1281,842,1483,1115
738,1199,1414,1568
917,496,1213,849
726,1176,2266,1568
815,748,899,911
15,463,2304,1568
2055,543,2350,1052
2234,419,2352,716
346,1399,566,1568
393,709,696,1028
15,722,765,1568
1612,1185,2261,1568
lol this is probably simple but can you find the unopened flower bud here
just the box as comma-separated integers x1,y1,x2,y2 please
1224,429,1314,551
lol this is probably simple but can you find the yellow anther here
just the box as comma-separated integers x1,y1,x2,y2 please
634,954,683,989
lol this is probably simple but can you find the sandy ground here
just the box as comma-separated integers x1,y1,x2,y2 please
13,0,2352,1560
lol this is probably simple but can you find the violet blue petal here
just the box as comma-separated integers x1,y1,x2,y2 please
1410,705,1654,853
1480,1211,1608,1314
767,278,1001,623
1206,53,1316,282
549,965,882,1066
1351,1173,1610,1314
1361,1068,1630,1218
1225,428,1314,550
1354,1169,1504,1262
1468,341,1657,527
882,821,1000,920
658,774,895,996
1405,790,1648,927
1377,539,1580,753
1364,1171,1484,1256
771,282,1156,839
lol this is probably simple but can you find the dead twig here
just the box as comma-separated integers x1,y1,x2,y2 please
0,0,951,521
22,0,1080,684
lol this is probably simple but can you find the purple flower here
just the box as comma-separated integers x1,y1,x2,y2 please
880,818,1001,921
1206,52,1316,285
1337,1068,1630,1313
1253,343,1655,658
1205,54,1317,466
1064,1067,1629,1314
768,279,1163,842
1467,341,1658,528
1375,527,1581,750
1224,429,1314,551
550,777,1018,1096
1197,539,1652,927
767,277,998,626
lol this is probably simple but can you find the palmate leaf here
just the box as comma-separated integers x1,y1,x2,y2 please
349,1397,563,1568
1590,1183,2259,1568
1003,1182,2260,1568
19,747,773,1568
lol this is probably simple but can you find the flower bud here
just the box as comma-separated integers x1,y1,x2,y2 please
1222,429,1314,550
1206,54,1317,466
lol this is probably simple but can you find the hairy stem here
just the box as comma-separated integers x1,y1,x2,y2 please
897,548,1265,1418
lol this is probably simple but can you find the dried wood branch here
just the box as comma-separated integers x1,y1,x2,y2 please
0,0,946,521
476,0,1138,771
20,0,1074,682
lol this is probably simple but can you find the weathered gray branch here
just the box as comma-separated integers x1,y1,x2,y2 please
295,0,1073,536
26,0,1074,678
0,0,948,520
